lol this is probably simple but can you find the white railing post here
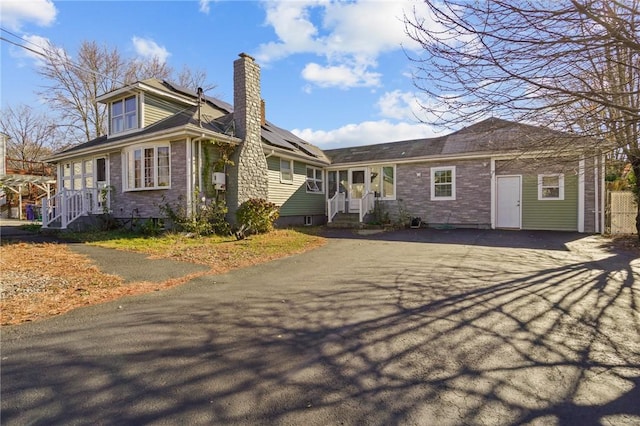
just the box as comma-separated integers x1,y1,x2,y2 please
358,191,374,222
41,197,49,228
327,192,339,223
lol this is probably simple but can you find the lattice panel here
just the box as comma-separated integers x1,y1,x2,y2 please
610,191,637,234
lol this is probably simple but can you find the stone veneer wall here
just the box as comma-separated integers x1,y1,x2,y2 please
227,53,269,223
109,140,186,219
388,160,492,227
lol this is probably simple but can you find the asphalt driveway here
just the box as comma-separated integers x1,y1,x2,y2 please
1,229,639,425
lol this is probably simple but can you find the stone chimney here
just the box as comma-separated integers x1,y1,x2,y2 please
228,53,269,220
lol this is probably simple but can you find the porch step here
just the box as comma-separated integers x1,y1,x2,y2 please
327,213,365,228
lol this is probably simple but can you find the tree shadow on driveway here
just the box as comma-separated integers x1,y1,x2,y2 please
1,231,639,425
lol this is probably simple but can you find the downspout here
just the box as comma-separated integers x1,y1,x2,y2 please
600,153,606,234
189,134,208,215
578,158,585,232
490,158,496,229
594,157,599,234
186,138,193,216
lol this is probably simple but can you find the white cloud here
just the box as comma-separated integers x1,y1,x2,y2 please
0,0,57,31
292,119,437,149
376,89,443,122
302,62,381,89
131,36,170,63
199,0,211,14
255,0,430,89
291,88,447,148
9,33,63,68
18,34,54,63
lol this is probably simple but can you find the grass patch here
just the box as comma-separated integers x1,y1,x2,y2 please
17,223,42,232
83,228,327,271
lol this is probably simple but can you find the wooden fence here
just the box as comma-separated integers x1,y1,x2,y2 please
607,191,637,235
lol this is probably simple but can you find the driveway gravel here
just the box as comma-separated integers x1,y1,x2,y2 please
1,229,639,425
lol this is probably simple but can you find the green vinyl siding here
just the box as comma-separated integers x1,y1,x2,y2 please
522,174,578,231
143,94,186,127
267,156,325,216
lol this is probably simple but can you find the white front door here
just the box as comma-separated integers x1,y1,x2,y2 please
496,176,521,228
348,168,366,213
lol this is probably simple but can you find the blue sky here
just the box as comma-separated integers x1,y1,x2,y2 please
1,0,443,149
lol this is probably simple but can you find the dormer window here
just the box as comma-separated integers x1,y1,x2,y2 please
111,95,138,134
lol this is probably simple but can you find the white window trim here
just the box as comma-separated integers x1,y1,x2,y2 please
306,166,324,194
379,165,396,200
123,143,171,192
431,166,456,201
538,173,564,200
110,95,139,136
60,157,104,191
280,158,293,184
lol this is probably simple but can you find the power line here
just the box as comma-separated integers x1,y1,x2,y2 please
0,36,47,59
0,27,128,87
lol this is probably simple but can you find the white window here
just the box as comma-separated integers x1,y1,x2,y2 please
370,165,395,199
327,170,348,199
111,95,138,134
61,159,95,190
306,167,323,193
280,158,293,183
431,166,456,200
538,174,564,200
124,144,170,191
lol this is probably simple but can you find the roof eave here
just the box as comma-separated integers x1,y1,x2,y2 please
47,126,240,162
262,144,331,167
96,81,196,106
326,149,582,168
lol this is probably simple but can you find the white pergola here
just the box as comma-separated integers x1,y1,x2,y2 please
0,174,56,220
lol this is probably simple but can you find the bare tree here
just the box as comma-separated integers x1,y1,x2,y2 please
0,104,61,162
124,56,173,84
404,0,640,234
175,65,210,91
37,40,214,144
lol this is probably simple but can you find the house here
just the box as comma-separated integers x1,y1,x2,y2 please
324,119,605,233
44,53,330,230
43,53,605,233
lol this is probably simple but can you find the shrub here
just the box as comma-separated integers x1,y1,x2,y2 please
236,198,279,234
159,194,231,236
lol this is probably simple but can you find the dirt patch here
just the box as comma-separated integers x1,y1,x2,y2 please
603,234,640,255
0,242,215,326
1,230,326,326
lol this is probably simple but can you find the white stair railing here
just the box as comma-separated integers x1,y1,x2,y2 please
42,189,92,229
327,192,346,223
358,191,375,222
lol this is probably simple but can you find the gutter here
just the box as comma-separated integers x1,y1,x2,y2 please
262,144,330,167
47,127,241,162
325,149,584,169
